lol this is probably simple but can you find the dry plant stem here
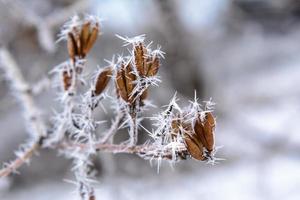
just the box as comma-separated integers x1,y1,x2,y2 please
0,141,40,177
129,112,138,146
0,48,46,138
61,142,186,160
0,48,47,177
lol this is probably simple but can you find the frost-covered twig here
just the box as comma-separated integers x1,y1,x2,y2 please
0,48,47,177
60,142,188,161
0,140,40,178
0,48,47,139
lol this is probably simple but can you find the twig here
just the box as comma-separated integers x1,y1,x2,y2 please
0,140,40,178
60,142,187,160
0,48,47,139
0,48,47,178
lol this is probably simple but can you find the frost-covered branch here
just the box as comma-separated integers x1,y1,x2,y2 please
0,48,47,139
0,13,219,200
0,47,47,177
0,140,40,178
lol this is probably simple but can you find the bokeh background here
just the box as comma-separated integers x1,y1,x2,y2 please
1,0,300,199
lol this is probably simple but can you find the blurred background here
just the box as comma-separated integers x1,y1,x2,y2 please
1,0,300,199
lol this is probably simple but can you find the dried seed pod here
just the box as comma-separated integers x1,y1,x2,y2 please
134,42,147,76
194,112,215,152
80,22,91,56
115,61,138,104
115,65,128,102
202,112,215,152
184,133,206,161
84,25,99,55
125,63,137,103
62,70,72,91
67,33,77,61
146,55,160,76
93,66,112,96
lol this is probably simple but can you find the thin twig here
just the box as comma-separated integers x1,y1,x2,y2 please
0,48,47,138
60,142,187,160
0,48,47,178
0,141,40,178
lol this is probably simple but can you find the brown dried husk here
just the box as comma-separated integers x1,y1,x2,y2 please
67,33,77,61
115,64,128,102
62,70,72,91
146,56,160,76
84,25,99,55
94,67,112,96
194,112,215,152
134,42,147,76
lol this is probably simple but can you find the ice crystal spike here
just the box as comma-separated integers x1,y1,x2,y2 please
116,34,146,46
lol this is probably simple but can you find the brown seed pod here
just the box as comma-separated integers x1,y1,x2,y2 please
146,55,160,77
84,25,99,55
93,66,112,96
67,33,78,61
80,22,91,57
184,131,206,161
194,112,215,152
134,42,147,76
202,112,215,151
124,63,136,102
115,64,128,102
62,70,72,91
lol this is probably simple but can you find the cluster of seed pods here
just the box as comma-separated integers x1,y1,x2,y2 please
171,111,216,161
115,41,160,108
60,16,100,92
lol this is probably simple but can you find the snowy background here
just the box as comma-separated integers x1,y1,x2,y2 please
1,0,300,199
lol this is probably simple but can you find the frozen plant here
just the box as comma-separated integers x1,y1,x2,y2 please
0,14,219,200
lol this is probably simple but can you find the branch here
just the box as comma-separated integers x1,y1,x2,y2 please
0,47,47,178
60,142,188,160
0,140,40,178
0,48,47,139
